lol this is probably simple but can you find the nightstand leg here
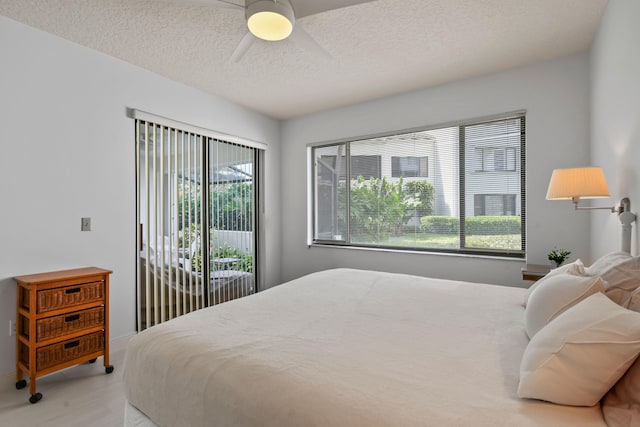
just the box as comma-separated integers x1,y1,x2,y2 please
27,372,42,403
29,374,36,396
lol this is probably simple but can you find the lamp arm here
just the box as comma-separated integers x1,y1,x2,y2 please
571,197,637,252
571,197,616,213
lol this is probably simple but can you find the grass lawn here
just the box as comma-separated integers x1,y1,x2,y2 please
356,232,521,250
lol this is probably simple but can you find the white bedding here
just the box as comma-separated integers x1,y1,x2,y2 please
123,268,607,426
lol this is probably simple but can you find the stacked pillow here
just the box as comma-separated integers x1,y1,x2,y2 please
518,252,640,410
522,259,586,308
589,254,640,305
585,251,633,276
518,293,640,406
524,273,604,339
523,252,640,309
602,356,640,426
623,287,640,312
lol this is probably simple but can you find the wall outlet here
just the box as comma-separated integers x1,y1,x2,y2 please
9,320,15,336
81,217,91,231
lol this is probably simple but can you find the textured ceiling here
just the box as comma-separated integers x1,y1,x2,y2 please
0,0,607,120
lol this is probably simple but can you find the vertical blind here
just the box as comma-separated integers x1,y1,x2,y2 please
136,117,260,331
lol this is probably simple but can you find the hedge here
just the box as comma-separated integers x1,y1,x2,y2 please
420,215,521,235
420,216,459,234
466,216,521,235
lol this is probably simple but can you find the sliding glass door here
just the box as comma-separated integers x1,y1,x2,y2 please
136,119,259,331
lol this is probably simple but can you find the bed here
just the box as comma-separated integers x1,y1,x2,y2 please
123,261,640,426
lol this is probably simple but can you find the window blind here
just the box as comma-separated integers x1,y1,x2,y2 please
136,117,260,331
312,112,526,257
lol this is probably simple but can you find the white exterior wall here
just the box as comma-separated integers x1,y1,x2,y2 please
432,128,459,217
214,230,254,254
0,17,281,376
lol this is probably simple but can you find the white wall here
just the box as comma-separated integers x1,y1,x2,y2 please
590,0,640,257
280,53,592,286
0,17,281,375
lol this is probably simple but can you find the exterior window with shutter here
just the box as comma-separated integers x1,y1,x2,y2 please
392,156,428,178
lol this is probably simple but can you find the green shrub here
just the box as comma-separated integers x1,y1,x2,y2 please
404,181,434,216
177,181,253,232
420,216,459,234
340,176,409,241
212,243,253,273
420,215,521,235
211,183,253,232
466,216,521,235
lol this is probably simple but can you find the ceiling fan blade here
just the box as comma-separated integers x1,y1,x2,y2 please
231,32,256,62
182,0,244,10
292,0,375,19
293,26,331,59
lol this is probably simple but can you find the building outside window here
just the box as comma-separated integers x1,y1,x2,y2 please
319,155,381,180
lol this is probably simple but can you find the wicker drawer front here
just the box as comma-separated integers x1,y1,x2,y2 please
35,307,104,342
36,281,104,313
35,331,104,371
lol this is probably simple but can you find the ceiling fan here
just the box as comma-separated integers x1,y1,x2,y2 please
188,0,376,61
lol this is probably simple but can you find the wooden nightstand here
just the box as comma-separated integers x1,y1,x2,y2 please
521,264,550,282
14,267,113,404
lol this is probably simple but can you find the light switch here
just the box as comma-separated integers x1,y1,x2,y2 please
81,217,91,231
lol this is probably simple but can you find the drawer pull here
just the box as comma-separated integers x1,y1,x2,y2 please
64,314,80,322
65,288,81,294
64,340,80,349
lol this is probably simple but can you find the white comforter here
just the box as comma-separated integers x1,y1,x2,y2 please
123,268,606,426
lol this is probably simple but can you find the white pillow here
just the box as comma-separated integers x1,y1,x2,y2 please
518,292,640,406
585,251,632,276
602,356,640,427
623,287,640,312
597,257,640,305
548,258,586,278
524,273,604,338
522,259,585,307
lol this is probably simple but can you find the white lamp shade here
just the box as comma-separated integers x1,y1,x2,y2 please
246,0,295,41
546,167,611,200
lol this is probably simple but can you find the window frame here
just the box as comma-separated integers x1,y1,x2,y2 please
309,112,526,258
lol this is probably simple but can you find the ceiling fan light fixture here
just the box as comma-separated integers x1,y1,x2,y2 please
246,0,295,41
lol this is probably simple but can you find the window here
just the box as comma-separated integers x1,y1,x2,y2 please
474,194,517,216
392,156,428,177
311,114,525,257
